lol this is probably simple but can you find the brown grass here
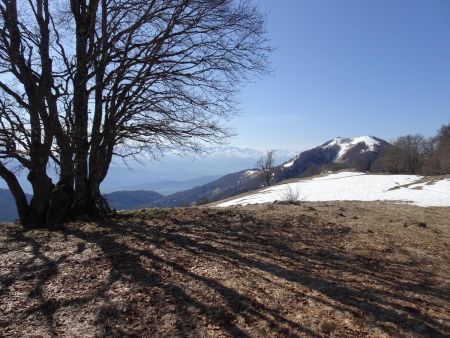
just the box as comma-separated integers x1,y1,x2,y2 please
1,202,449,337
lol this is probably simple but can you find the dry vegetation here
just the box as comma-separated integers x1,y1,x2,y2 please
1,202,449,337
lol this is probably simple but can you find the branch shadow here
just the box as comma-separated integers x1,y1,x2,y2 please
1,207,449,337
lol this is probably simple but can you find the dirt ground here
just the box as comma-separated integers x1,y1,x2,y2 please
1,201,449,337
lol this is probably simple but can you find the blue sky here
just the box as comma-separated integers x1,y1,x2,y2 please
231,0,450,151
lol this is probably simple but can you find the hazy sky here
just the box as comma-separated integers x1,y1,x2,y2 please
231,0,450,151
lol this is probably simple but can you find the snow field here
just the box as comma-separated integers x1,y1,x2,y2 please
217,172,450,207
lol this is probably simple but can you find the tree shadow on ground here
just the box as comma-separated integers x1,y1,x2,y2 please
1,207,449,337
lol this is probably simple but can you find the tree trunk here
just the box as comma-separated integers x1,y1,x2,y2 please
86,139,114,217
71,0,100,216
72,46,89,216
0,163,30,225
27,167,54,228
86,180,111,217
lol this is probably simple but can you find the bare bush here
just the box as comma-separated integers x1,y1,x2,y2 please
280,185,301,204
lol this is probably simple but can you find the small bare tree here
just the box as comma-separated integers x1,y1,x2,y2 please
256,150,275,186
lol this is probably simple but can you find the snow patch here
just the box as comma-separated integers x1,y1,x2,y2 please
282,158,296,169
217,172,450,208
324,136,380,161
244,170,260,177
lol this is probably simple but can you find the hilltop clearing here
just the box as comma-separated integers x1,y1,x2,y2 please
1,202,449,337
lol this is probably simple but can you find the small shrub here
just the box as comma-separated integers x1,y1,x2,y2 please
280,185,301,204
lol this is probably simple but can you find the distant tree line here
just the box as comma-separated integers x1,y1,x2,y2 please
374,122,450,175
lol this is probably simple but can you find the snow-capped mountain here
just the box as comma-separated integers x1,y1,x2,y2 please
157,146,264,159
278,136,388,179
321,136,383,161
281,136,383,169
131,145,295,161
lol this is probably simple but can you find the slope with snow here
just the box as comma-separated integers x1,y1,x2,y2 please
278,135,388,177
217,172,450,207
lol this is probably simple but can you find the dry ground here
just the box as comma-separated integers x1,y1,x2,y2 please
0,202,449,337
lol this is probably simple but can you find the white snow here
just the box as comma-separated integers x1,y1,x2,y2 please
324,136,380,161
244,170,260,177
217,171,450,208
282,158,296,168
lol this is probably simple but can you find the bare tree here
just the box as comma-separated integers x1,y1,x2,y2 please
0,1,60,227
0,0,271,227
379,134,430,174
434,123,450,173
424,123,450,175
256,150,275,187
377,143,404,174
399,135,430,174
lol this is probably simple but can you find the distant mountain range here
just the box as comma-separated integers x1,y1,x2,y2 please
112,175,222,195
136,145,296,160
0,146,295,194
0,136,390,220
105,190,164,210
100,147,294,193
143,169,263,207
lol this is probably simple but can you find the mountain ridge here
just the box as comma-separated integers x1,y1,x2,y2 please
142,135,391,208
